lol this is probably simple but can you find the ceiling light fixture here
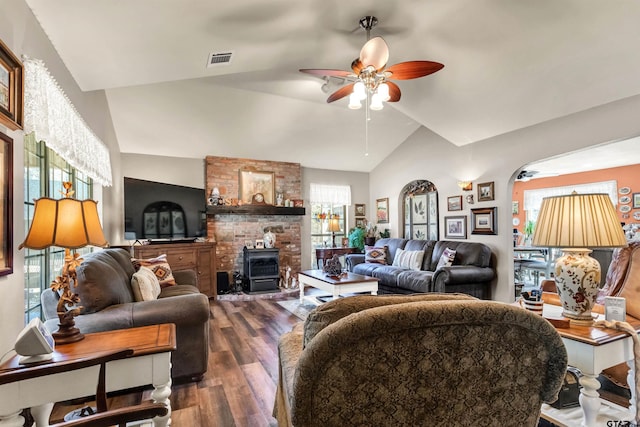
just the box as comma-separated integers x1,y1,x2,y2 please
300,16,444,111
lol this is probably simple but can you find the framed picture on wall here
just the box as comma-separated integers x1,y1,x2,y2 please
0,39,24,130
355,218,365,228
239,170,275,205
447,196,462,211
477,182,495,202
634,193,640,209
0,130,13,276
471,207,497,235
444,216,467,239
355,203,365,217
376,198,389,223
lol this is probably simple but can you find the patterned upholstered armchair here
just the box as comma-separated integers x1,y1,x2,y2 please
274,294,567,427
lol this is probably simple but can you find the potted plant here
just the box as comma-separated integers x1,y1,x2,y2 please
348,227,366,253
524,220,535,246
379,228,390,239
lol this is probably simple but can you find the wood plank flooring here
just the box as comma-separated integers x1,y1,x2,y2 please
49,295,301,427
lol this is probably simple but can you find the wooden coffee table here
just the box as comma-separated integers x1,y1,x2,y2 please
0,323,176,427
298,269,378,305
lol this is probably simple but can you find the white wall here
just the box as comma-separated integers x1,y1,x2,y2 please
0,0,120,355
301,167,369,269
371,94,640,303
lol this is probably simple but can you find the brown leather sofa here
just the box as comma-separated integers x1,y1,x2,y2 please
41,248,210,381
345,238,495,299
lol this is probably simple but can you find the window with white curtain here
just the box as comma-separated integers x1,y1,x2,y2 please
309,184,351,265
523,180,618,223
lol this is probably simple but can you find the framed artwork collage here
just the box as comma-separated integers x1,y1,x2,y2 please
445,181,497,239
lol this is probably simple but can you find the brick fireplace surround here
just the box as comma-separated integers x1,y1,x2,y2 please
206,156,303,281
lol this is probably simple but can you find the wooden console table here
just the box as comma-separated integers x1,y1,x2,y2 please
134,241,217,299
0,324,176,427
315,247,357,268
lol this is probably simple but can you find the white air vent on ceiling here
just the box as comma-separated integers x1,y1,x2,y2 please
207,51,234,68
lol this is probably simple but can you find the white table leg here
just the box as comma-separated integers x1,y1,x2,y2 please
332,288,340,300
0,410,24,427
578,374,601,427
628,359,637,420
31,402,54,426
151,368,172,426
299,280,305,303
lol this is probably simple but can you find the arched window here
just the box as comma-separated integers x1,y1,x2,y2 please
401,180,438,240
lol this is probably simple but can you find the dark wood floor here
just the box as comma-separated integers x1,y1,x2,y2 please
50,295,301,427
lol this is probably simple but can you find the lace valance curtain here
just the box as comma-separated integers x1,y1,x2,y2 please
309,183,352,206
523,180,617,211
23,57,113,186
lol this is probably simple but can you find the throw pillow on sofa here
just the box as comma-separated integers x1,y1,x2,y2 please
436,247,457,270
131,266,161,301
392,248,424,271
132,254,176,287
365,246,388,264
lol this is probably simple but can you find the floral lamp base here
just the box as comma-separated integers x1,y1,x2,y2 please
554,248,601,322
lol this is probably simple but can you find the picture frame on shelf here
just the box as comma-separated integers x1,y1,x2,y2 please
376,198,389,223
255,239,264,249
355,203,365,217
239,170,275,205
477,181,495,202
0,39,23,130
444,216,467,239
447,195,462,211
0,130,13,276
245,240,254,249
633,193,640,209
471,207,497,235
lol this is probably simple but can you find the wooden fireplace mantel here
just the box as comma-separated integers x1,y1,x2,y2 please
206,206,306,216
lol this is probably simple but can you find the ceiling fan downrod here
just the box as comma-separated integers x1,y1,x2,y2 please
359,16,378,41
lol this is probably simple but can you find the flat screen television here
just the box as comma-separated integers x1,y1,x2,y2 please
124,177,206,242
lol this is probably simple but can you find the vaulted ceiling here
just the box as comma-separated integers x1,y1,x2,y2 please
25,0,640,172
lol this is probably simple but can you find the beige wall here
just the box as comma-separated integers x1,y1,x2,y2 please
0,0,120,354
370,95,640,303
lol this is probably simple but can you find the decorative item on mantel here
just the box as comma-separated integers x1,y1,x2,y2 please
532,192,627,324
263,227,276,248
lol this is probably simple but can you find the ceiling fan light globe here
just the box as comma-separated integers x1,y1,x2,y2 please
348,93,362,109
370,93,384,110
378,83,390,101
353,81,366,100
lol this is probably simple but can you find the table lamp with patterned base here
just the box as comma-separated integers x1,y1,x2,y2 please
532,192,626,324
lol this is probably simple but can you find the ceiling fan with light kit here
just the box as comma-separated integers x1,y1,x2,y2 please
300,16,444,110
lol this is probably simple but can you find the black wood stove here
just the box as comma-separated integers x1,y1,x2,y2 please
242,247,280,293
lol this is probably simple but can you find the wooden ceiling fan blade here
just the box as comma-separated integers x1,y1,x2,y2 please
327,83,355,103
351,58,363,75
387,81,401,102
299,69,352,78
386,61,444,80
359,37,389,70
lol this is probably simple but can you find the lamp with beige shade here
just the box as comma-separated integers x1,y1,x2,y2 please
20,182,108,344
532,192,626,324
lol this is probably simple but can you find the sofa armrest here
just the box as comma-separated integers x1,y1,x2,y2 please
345,254,365,272
173,269,198,286
433,266,495,290
132,293,210,327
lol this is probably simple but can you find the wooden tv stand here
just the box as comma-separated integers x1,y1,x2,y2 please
134,241,217,299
